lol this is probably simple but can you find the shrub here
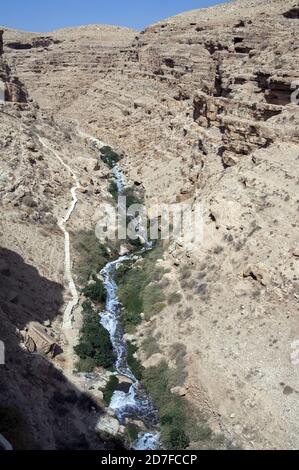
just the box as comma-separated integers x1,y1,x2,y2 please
100,146,121,168
141,361,212,450
73,231,116,284
165,428,190,450
168,292,182,305
82,278,106,305
127,341,144,380
126,423,139,444
142,336,160,359
116,264,143,331
116,244,166,332
75,357,97,373
103,376,119,406
75,303,115,371
143,284,165,318
123,187,143,209
108,180,118,201
22,194,37,208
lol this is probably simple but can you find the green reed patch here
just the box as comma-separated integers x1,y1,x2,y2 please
73,230,118,285
142,361,214,450
75,301,115,372
108,179,118,202
100,146,122,169
115,243,166,333
103,375,119,406
82,277,106,306
127,341,144,380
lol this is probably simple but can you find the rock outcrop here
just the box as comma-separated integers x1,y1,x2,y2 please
0,29,27,102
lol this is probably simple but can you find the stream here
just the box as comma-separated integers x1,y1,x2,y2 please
99,165,160,450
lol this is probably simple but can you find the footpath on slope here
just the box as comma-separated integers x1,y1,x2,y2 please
39,137,81,376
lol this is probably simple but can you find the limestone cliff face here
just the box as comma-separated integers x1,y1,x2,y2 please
0,29,27,102
0,30,109,449
1,0,299,450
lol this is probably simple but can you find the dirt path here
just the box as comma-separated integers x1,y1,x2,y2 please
38,137,81,375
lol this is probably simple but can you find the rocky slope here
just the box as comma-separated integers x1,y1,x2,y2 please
1,0,299,449
0,30,118,449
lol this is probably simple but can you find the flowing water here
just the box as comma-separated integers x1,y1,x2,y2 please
99,166,160,450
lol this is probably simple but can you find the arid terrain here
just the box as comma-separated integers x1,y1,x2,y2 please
0,0,299,450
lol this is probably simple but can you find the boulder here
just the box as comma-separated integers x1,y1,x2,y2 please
170,386,188,397
222,153,240,167
96,415,120,436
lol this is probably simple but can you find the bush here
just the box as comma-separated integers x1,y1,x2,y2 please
165,429,190,450
143,284,166,319
167,292,182,305
82,278,106,306
73,231,116,284
126,423,139,444
108,180,118,201
141,361,212,450
127,341,144,380
100,146,121,169
142,336,160,359
103,376,119,406
75,303,115,371
123,187,143,209
142,362,189,449
116,244,166,332
75,357,97,373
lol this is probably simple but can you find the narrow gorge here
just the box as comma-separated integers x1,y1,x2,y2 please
0,0,299,451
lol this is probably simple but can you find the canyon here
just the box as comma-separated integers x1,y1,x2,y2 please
0,0,299,450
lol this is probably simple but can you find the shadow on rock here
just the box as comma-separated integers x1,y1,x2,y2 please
0,247,110,450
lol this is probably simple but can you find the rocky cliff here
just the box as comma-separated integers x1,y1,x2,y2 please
0,30,27,102
1,0,299,449
0,28,113,449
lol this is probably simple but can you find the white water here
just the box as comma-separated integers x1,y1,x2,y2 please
98,164,160,450
133,432,161,451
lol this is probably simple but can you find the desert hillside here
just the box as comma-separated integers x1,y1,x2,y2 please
0,0,299,450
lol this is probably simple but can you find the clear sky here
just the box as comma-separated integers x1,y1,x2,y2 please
1,0,229,32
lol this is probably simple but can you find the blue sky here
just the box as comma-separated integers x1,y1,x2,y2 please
1,0,228,32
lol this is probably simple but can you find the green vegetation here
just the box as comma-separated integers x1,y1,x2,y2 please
103,375,119,406
122,186,145,248
142,335,160,359
82,278,106,306
127,341,144,380
142,361,189,449
108,179,118,202
126,423,139,445
75,301,115,372
100,146,122,168
123,186,143,208
168,292,182,305
73,230,117,284
115,243,166,333
142,361,214,450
